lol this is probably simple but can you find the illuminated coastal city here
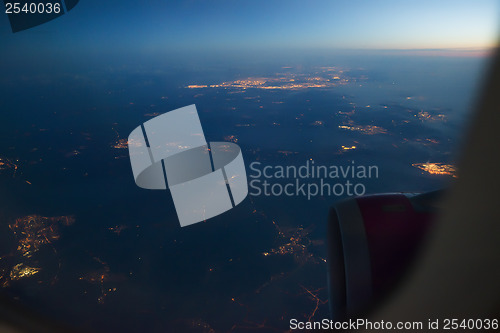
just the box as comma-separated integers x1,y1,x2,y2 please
0,157,18,175
412,162,457,178
186,67,353,91
0,215,75,287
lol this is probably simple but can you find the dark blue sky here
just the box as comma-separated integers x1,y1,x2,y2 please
1,0,498,58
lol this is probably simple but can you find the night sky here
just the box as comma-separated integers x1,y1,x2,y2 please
1,0,498,58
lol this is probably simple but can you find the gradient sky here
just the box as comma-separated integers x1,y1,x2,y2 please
0,0,498,64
